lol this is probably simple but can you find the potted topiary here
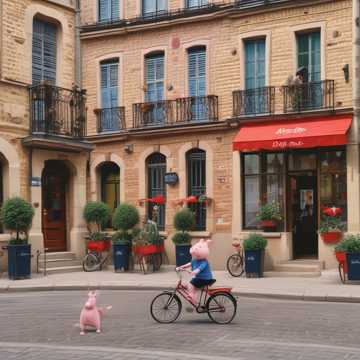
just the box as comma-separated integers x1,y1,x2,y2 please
256,202,282,232
83,201,111,253
319,207,344,243
112,203,140,272
172,208,195,266
342,234,360,281
243,233,267,278
1,197,35,280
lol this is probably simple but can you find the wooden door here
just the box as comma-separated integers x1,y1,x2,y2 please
42,163,67,251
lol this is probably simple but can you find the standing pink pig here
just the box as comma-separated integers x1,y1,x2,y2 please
79,291,111,335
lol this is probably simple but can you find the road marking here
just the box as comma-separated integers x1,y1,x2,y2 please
0,341,242,360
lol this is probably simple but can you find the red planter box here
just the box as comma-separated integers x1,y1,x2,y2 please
133,244,164,256
321,232,342,244
87,240,111,252
335,251,348,273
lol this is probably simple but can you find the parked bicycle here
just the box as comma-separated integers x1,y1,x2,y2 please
150,269,237,324
83,239,111,272
226,240,245,277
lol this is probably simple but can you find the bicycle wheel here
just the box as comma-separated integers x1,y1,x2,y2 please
339,263,346,284
150,292,182,324
82,253,101,272
226,254,244,277
206,293,237,324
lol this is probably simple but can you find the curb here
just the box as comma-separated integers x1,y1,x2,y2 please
0,284,359,303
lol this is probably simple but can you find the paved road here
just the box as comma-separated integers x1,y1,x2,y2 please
0,290,360,359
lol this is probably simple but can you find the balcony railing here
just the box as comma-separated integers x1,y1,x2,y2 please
132,96,218,129
95,107,126,133
282,80,334,113
233,87,275,117
29,83,86,138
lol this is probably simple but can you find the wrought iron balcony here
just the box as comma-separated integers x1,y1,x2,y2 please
233,87,275,117
132,96,218,129
95,107,126,133
176,96,218,123
282,80,334,113
29,83,86,138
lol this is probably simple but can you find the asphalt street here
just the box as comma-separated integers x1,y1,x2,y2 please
0,290,360,360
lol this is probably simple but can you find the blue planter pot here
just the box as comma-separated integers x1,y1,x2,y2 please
245,250,264,278
112,244,130,272
8,244,31,280
346,253,360,280
175,245,192,267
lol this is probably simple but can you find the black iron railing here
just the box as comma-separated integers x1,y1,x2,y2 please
29,83,86,138
233,87,275,117
177,96,218,123
95,107,126,133
282,80,334,113
132,96,218,128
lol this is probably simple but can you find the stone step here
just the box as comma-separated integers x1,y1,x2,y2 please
38,252,77,261
279,259,325,269
38,265,83,274
38,258,82,269
264,271,321,278
273,263,321,273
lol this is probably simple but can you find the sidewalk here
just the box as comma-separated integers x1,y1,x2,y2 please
0,267,359,303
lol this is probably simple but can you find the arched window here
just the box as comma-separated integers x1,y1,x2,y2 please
186,148,206,231
146,153,166,230
100,162,120,227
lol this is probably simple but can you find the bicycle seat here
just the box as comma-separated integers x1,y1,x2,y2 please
207,279,216,287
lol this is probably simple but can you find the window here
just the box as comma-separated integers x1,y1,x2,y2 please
100,162,120,228
99,0,120,22
147,153,166,230
100,59,119,131
244,38,266,114
145,52,165,124
320,150,347,224
242,153,285,229
187,149,206,231
187,0,208,8
142,0,167,16
188,46,207,120
32,18,57,85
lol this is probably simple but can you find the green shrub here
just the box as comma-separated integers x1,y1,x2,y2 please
83,201,111,231
1,197,35,244
135,221,161,246
173,209,195,232
112,231,133,245
172,232,192,245
319,216,344,234
256,202,282,221
243,233,268,251
112,203,139,231
337,234,360,254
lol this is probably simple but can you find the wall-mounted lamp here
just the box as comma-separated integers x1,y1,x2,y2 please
124,144,134,154
342,64,349,83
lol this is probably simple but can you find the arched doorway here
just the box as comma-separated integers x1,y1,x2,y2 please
42,160,69,251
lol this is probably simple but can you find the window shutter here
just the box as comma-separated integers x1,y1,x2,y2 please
32,19,57,85
145,54,164,102
143,0,156,14
188,47,206,97
245,39,265,90
101,60,118,109
111,0,120,20
99,0,110,21
187,0,208,7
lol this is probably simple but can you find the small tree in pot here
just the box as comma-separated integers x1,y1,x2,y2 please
172,208,195,266
256,201,282,232
243,233,267,278
83,201,111,252
112,203,140,272
340,234,360,281
1,197,35,279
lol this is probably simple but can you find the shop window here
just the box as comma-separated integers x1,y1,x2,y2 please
146,153,166,231
242,153,285,229
187,149,206,231
320,150,347,224
100,162,120,227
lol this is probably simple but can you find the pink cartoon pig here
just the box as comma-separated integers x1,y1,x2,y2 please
177,238,215,304
79,291,112,335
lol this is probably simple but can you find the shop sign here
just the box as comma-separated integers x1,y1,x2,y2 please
164,172,179,185
31,177,41,187
272,140,304,148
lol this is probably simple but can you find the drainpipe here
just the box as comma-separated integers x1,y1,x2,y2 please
75,0,81,88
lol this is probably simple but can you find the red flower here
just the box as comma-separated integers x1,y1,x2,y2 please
323,207,342,217
149,195,166,205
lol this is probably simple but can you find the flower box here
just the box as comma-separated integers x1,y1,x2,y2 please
260,220,276,232
87,240,111,252
133,244,164,256
335,250,348,273
321,231,342,244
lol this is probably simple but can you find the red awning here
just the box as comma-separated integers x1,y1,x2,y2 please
233,114,352,151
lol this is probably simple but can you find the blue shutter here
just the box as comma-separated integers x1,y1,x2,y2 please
32,19,57,85
188,47,206,97
187,0,208,7
145,54,164,102
101,61,118,109
111,0,120,20
245,39,265,90
99,0,119,21
143,0,156,15
310,32,321,82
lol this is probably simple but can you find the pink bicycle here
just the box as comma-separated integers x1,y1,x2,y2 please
150,269,237,324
